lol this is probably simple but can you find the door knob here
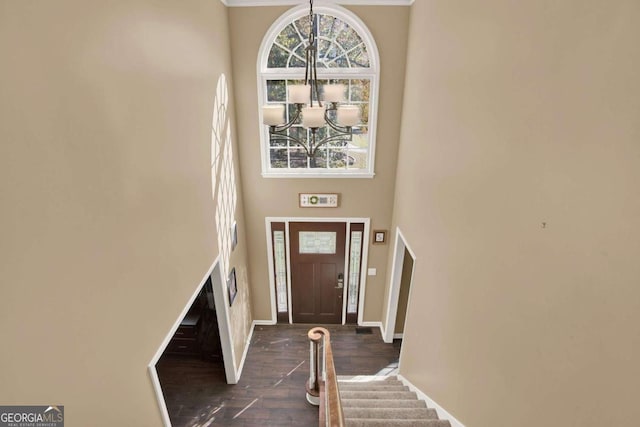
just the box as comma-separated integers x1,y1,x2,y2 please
336,273,344,289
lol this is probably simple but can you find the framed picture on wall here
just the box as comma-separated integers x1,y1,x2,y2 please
228,267,237,307
373,230,387,244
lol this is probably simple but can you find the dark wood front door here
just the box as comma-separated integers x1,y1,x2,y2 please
290,222,346,324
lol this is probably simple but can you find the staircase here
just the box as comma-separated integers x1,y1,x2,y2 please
338,376,452,427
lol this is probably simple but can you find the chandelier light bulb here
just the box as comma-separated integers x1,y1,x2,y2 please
262,104,285,126
323,84,345,103
337,105,360,127
288,85,310,104
302,106,326,128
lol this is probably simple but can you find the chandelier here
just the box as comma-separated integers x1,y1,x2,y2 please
261,0,360,166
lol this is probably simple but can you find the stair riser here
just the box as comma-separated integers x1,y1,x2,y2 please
342,399,426,409
341,391,418,400
340,385,410,392
345,420,452,427
343,408,438,420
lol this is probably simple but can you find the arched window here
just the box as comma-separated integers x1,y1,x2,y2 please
258,4,379,178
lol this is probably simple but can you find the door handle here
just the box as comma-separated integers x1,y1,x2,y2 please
336,273,344,289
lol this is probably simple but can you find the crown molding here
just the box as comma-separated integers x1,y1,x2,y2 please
221,0,414,6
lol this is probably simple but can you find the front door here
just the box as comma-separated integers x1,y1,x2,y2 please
290,222,346,324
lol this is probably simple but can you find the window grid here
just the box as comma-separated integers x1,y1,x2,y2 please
347,231,362,314
259,5,378,177
273,231,288,313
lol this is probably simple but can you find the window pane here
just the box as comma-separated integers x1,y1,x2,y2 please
276,24,301,50
347,45,370,68
299,232,337,254
273,231,288,313
328,149,349,168
268,44,289,68
267,80,286,102
349,79,370,102
311,148,327,168
347,231,363,313
337,26,362,52
270,149,288,168
289,148,308,168
294,16,311,41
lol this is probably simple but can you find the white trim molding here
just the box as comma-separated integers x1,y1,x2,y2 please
224,1,414,7
235,322,257,381
359,321,383,336
397,375,467,427
383,227,416,343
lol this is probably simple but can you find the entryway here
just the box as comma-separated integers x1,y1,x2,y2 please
267,218,370,325
383,228,416,343
289,222,346,323
149,258,239,426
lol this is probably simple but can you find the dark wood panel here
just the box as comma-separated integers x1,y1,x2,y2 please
291,262,316,316
290,222,345,324
319,262,337,316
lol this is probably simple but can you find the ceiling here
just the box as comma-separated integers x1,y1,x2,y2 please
222,0,414,6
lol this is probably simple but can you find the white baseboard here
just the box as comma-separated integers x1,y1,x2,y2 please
235,322,259,382
397,374,466,427
253,319,277,325
393,333,403,339
359,321,384,338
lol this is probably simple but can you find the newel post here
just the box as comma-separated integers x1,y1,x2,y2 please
306,327,324,405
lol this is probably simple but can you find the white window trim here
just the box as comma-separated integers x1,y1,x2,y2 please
256,4,380,178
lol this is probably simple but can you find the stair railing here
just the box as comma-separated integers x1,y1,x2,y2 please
307,327,345,427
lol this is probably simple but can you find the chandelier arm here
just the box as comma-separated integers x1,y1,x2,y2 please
309,133,353,157
271,105,303,133
324,114,352,134
313,52,322,107
268,132,313,158
305,46,312,102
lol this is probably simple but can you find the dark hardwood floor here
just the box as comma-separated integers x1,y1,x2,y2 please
156,324,401,427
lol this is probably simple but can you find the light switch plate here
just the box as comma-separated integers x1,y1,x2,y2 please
367,268,377,276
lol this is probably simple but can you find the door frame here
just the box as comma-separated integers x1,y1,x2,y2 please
148,257,238,427
383,227,416,343
265,217,371,325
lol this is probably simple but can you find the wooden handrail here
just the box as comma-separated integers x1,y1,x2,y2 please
308,327,345,427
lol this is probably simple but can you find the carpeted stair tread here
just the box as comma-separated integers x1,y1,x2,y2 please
341,398,427,408
340,381,405,388
340,390,418,400
339,375,452,427
340,383,410,392
345,419,452,427
343,407,438,420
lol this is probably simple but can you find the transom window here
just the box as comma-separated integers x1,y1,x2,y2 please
258,5,379,178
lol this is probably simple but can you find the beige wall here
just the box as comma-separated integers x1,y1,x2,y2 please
228,5,409,322
393,1,640,426
0,1,252,426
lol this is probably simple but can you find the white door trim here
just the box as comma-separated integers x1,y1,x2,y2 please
383,227,416,343
265,217,370,325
